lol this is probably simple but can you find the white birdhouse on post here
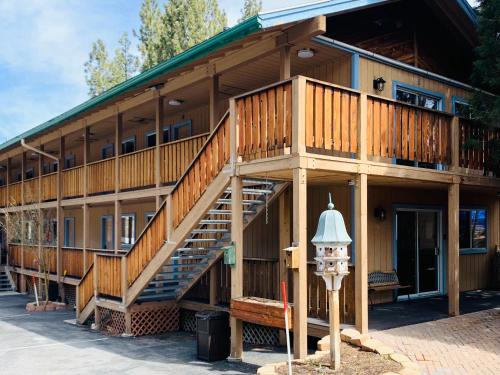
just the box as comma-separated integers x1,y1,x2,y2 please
311,193,352,370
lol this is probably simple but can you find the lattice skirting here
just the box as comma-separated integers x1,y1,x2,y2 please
130,305,180,336
180,309,280,346
98,304,180,336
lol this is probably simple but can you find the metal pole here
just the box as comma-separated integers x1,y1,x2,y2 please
329,288,341,370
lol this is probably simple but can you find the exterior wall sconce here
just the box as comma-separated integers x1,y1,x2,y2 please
168,99,183,106
311,193,352,370
297,48,315,59
373,77,386,92
374,206,386,222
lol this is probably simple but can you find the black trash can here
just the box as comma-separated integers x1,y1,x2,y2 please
195,310,230,361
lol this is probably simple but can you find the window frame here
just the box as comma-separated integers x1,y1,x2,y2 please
144,211,155,225
63,217,76,248
459,207,488,255
393,81,445,112
145,131,157,149
101,144,114,160
120,213,136,250
100,215,114,250
163,119,192,143
25,167,35,180
452,96,472,119
64,154,76,169
121,136,136,155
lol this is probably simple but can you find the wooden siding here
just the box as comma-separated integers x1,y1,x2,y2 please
9,182,22,205
96,255,122,298
61,248,84,278
358,57,471,113
301,57,352,88
8,244,22,267
23,178,39,204
41,173,57,201
0,185,7,207
119,147,155,190
77,264,94,312
87,158,115,194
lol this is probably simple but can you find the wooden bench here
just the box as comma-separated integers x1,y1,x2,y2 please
368,271,412,309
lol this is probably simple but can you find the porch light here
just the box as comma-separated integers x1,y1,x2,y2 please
297,48,315,59
168,99,183,106
373,77,386,92
311,193,352,370
374,206,386,222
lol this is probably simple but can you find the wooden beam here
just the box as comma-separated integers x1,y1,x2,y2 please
209,74,219,131
358,94,368,161
114,200,122,253
82,203,89,272
115,113,122,194
292,77,307,154
278,188,291,297
155,96,163,210
276,16,327,46
83,124,90,198
447,182,460,316
354,172,368,334
450,117,460,172
292,167,307,359
229,176,243,360
279,46,291,80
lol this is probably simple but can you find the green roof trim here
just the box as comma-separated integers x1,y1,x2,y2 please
0,15,262,152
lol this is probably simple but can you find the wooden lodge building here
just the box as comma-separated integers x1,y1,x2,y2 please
0,0,498,359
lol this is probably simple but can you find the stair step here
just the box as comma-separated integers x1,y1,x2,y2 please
225,188,273,195
176,246,225,252
163,261,209,269
148,278,192,285
156,270,199,276
242,179,276,186
137,293,176,302
217,199,264,205
207,209,256,215
184,238,218,243
200,219,232,224
191,229,229,234
170,255,213,261
142,285,181,294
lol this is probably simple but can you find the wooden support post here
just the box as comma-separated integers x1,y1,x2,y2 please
358,94,368,161
155,96,163,210
166,194,173,241
57,135,64,299
229,176,243,361
125,310,132,336
114,200,122,253
354,173,368,334
450,117,460,172
447,182,460,316
83,124,89,198
82,204,89,272
280,46,291,80
115,113,122,194
329,289,341,370
292,77,306,155
278,188,291,297
209,266,217,306
292,167,307,359
209,74,219,131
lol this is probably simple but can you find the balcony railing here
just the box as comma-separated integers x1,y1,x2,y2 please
63,166,84,198
41,173,57,201
87,158,115,195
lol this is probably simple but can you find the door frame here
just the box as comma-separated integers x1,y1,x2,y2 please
392,204,446,300
100,215,114,250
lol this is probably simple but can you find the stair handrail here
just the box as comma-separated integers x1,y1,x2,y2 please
76,263,94,315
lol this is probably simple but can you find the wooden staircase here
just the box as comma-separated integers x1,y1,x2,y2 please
76,110,287,325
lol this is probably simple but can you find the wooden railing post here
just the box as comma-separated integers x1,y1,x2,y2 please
354,172,368,334
93,253,101,329
155,96,163,209
450,116,460,172
447,181,460,316
292,76,306,155
229,98,238,171
358,94,368,161
166,194,173,241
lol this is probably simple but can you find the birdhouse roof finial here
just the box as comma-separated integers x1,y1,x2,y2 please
328,192,334,210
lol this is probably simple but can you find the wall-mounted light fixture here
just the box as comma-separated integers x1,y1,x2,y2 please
373,77,386,92
374,206,386,222
168,99,183,106
297,48,315,59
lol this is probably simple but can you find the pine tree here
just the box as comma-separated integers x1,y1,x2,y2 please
161,0,227,60
84,39,112,97
239,0,262,22
135,0,165,70
470,0,500,174
111,33,140,83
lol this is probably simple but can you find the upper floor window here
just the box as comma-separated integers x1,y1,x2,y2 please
146,131,156,148
101,144,114,159
459,209,487,251
394,82,443,111
43,162,58,174
121,137,136,154
25,168,34,180
145,212,155,224
452,97,472,119
163,120,192,143
64,217,75,247
64,155,75,169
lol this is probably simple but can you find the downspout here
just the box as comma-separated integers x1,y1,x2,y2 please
21,139,59,162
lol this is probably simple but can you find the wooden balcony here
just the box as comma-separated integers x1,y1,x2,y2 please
41,173,57,201
87,158,115,195
63,166,84,198
61,247,84,278
119,147,155,190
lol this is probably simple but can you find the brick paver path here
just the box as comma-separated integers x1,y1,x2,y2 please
372,308,500,375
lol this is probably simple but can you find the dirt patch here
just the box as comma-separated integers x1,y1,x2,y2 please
276,342,402,375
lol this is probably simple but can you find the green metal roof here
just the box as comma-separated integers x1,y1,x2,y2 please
0,15,262,152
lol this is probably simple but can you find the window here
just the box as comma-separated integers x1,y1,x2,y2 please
64,217,75,247
145,132,156,148
121,214,136,249
459,209,487,252
65,155,75,169
25,168,34,179
121,137,136,154
163,120,192,143
101,216,114,250
24,221,36,244
43,162,57,174
453,98,472,119
145,212,155,224
101,144,114,159
162,127,171,143
394,83,443,111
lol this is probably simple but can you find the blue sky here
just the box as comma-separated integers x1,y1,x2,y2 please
0,0,477,143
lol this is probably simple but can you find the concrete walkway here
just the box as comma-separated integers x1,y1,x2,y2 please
372,308,500,375
0,293,287,375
